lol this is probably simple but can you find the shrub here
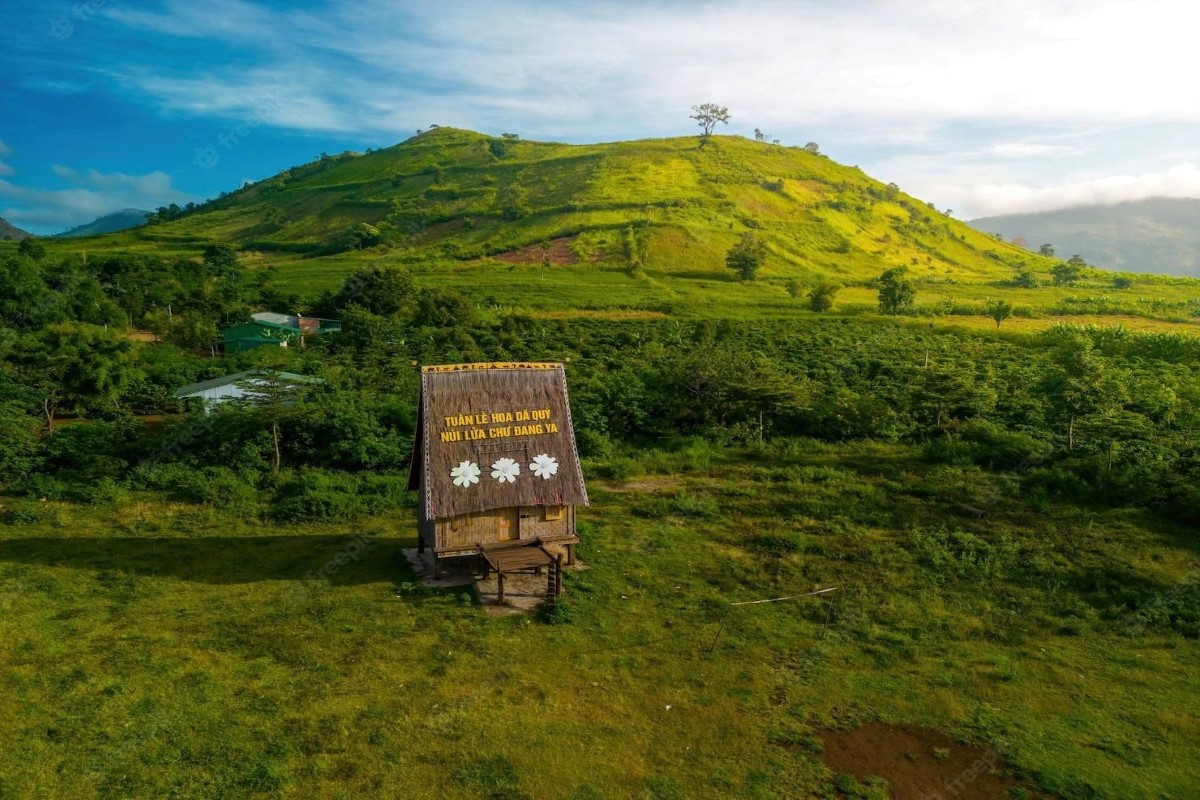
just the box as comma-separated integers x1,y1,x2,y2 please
633,492,721,520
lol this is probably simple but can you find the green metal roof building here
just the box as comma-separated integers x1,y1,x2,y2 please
220,320,301,353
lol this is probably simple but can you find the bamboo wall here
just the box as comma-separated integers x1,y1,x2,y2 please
432,506,574,552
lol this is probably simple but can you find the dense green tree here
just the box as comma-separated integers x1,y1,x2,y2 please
337,266,416,316
1056,261,1084,286
1038,243,1055,257
1040,331,1112,451
144,308,172,342
0,400,41,480
986,299,1014,328
1052,259,1084,286
1011,269,1040,288
166,313,218,350
913,363,997,431
876,267,916,314
347,223,382,250
726,233,767,280
17,238,45,260
808,283,840,312
202,243,239,277
19,323,138,431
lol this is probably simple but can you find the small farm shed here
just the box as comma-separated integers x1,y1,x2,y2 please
250,312,343,336
407,362,589,579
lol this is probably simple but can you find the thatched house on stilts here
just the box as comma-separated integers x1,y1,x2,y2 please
407,363,589,601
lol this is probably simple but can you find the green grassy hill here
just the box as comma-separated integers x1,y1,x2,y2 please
84,128,1048,280
41,128,1200,333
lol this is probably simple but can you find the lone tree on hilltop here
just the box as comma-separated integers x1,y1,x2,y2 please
876,267,916,315
1039,243,1055,257
726,232,766,280
690,103,730,148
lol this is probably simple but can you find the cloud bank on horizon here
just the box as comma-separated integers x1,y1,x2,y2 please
2,0,1200,232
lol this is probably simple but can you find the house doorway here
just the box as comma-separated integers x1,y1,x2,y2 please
495,507,520,541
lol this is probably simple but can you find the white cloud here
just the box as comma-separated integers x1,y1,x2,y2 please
0,139,12,177
41,0,1200,218
0,166,197,233
103,0,1200,139
940,163,1200,218
988,142,1084,159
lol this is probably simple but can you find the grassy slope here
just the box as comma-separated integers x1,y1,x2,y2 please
1,443,1196,799
37,129,1200,331
79,128,1047,284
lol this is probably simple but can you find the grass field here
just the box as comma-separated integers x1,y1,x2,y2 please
2,440,1196,799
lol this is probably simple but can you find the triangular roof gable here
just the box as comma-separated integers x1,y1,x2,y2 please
408,362,589,519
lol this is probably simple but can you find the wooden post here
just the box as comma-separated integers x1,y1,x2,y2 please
497,571,506,605
555,552,564,597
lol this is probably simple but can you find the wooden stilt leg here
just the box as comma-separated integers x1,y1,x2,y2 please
498,571,506,604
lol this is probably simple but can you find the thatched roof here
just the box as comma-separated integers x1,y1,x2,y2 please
408,363,589,519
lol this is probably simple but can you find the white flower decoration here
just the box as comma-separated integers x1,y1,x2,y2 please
490,457,520,484
530,454,559,480
450,460,480,488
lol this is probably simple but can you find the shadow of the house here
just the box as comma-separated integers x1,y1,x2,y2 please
0,535,414,586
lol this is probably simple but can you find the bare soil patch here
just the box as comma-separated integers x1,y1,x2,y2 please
492,236,582,265
607,476,683,494
820,722,1047,799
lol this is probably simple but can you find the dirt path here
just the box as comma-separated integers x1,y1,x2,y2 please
820,722,1048,799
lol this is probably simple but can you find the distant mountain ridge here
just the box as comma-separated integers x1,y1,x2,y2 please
54,208,150,238
970,197,1200,277
0,217,32,241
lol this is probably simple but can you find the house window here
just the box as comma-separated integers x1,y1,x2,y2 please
542,506,564,522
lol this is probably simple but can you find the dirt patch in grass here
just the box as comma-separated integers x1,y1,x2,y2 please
492,236,582,265
820,722,1047,799
607,476,683,493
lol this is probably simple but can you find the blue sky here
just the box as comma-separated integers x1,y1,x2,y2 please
3,0,1199,234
